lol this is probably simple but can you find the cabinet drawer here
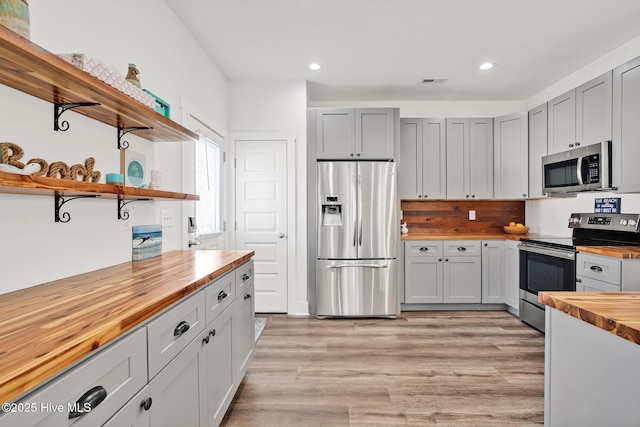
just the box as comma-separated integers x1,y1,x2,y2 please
103,385,150,427
576,253,621,285
146,291,206,379
236,260,254,296
405,241,443,256
443,240,481,257
204,271,235,325
0,328,147,427
576,275,621,292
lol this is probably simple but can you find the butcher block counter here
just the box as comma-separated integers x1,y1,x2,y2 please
0,249,253,405
400,232,543,241
539,291,640,426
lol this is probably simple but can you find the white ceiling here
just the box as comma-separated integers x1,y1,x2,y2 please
165,0,640,103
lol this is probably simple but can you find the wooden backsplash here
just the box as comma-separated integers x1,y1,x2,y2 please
401,200,525,234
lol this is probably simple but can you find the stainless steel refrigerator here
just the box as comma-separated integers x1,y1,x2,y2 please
316,161,397,317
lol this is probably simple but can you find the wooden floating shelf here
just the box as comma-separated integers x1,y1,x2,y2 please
0,26,198,142
0,171,199,201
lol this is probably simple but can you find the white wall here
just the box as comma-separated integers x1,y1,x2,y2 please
524,34,640,235
227,80,309,314
0,0,227,294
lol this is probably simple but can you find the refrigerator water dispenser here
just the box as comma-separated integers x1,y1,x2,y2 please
321,195,343,226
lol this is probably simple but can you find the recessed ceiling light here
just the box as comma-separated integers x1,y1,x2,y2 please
309,63,322,71
479,62,495,70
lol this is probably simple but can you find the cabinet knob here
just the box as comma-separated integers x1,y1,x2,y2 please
173,321,190,337
438,258,442,262
457,247,467,252
244,293,252,300
569,143,574,148
423,195,428,198
471,194,475,198
350,153,354,157
202,335,210,344
484,243,488,247
445,258,449,262
522,194,527,197
210,329,216,337
356,153,361,157
418,195,422,198
576,278,582,283
466,195,470,198
140,397,153,411
575,142,581,146
69,386,107,419
242,273,250,282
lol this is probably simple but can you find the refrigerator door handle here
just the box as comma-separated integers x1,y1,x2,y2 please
358,173,363,246
353,172,358,248
326,264,388,269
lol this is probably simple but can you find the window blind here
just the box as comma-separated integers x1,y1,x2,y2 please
195,134,223,235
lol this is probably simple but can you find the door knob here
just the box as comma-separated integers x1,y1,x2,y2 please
279,233,285,238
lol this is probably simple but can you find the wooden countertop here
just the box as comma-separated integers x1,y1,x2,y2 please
0,249,254,404
539,292,640,345
401,232,544,241
576,245,640,259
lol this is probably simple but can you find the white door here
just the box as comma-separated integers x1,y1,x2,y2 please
235,140,288,313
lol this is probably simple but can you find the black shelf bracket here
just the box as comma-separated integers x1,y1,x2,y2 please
118,197,151,220
117,126,153,150
54,102,101,131
54,194,99,223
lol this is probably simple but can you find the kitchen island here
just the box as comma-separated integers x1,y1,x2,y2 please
539,292,640,427
0,249,254,425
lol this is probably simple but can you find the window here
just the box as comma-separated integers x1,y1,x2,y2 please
195,134,224,236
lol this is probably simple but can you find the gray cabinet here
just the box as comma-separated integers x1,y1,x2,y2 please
0,329,147,427
233,285,256,384
504,240,520,313
443,241,481,303
404,241,444,303
446,118,493,199
398,118,446,199
481,241,505,304
528,103,548,198
548,72,612,155
104,386,151,427
575,252,640,292
576,72,612,146
204,304,235,427
547,89,576,155
316,108,395,159
613,57,640,193
494,113,528,199
149,332,207,427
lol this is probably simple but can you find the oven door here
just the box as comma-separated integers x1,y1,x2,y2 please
519,244,576,295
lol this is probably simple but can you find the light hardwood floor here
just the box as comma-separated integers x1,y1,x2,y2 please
222,311,545,426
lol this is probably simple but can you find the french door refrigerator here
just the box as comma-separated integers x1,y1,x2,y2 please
316,161,398,317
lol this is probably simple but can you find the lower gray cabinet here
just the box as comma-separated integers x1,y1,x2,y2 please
405,256,444,303
233,284,256,385
443,256,481,303
103,386,151,427
148,332,207,427
504,240,520,312
204,305,235,427
0,328,147,427
481,241,505,304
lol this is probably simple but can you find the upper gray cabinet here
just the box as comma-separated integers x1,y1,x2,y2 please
548,72,612,155
613,57,640,192
398,118,446,200
576,71,612,146
494,113,528,199
446,118,494,199
316,108,395,159
528,104,548,198
547,89,576,155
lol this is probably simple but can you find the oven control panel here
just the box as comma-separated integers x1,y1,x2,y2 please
569,213,640,232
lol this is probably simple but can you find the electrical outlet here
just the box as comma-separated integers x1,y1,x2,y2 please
469,210,476,221
161,209,174,227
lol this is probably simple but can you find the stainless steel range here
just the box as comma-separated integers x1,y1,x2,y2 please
518,212,640,332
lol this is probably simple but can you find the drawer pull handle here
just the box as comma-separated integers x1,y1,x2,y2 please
242,273,251,282
69,385,107,419
174,321,190,337
217,291,228,302
140,397,153,411
419,247,429,252
457,247,467,252
244,293,252,300
590,265,603,272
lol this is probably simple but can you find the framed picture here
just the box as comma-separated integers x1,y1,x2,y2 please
126,151,146,187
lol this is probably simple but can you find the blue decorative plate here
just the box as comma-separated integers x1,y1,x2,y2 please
127,160,144,187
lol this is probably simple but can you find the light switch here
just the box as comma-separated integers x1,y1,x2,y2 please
469,210,476,221
161,209,174,227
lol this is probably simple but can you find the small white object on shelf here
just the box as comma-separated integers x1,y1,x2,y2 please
401,222,408,234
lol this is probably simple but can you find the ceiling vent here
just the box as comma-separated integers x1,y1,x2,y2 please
421,78,448,84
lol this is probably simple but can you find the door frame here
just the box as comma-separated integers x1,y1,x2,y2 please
229,132,298,314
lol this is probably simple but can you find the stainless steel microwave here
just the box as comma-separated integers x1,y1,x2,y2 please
542,141,612,193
